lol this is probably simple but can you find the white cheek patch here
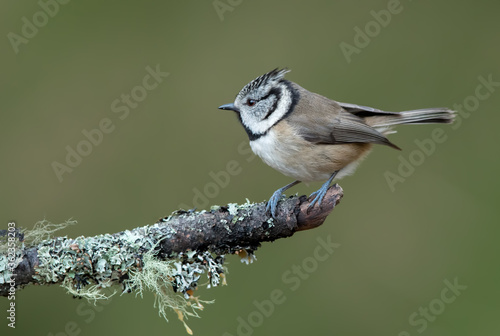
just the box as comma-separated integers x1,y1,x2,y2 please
241,83,292,135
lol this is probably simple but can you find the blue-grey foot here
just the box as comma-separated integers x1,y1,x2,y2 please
308,171,338,211
266,180,301,218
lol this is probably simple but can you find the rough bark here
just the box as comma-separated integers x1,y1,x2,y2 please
0,184,343,297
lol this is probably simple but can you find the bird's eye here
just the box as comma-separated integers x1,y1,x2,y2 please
247,99,256,106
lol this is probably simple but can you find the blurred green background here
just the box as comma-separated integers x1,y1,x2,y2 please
1,0,499,335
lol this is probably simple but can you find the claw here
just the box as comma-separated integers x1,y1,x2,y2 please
308,189,327,210
266,189,284,218
307,171,338,213
265,180,301,218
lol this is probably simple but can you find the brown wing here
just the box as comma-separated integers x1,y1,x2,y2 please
288,83,400,150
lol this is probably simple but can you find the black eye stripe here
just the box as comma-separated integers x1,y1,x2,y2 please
260,87,281,102
261,88,282,120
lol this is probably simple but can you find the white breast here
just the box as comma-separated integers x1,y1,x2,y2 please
250,129,327,182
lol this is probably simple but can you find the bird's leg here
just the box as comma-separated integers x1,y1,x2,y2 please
266,180,301,218
308,171,338,211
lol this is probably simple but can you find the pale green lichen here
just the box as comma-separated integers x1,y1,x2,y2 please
23,219,77,247
63,277,116,304
0,254,18,285
3,217,230,334
0,220,76,285
227,203,239,216
124,248,223,334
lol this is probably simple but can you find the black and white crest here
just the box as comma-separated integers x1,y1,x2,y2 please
237,68,290,100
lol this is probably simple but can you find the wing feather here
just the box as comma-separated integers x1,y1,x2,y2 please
288,85,400,150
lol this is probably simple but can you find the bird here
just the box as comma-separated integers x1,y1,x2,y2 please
218,68,455,218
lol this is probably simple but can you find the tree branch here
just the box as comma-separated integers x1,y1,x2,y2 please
0,184,343,297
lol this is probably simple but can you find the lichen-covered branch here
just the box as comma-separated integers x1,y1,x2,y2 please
0,185,343,301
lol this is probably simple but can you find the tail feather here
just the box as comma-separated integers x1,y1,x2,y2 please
372,108,455,128
339,101,455,133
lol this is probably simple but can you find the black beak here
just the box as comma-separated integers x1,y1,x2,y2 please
218,103,238,112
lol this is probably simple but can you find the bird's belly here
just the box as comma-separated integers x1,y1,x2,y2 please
250,131,332,182
250,129,372,182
